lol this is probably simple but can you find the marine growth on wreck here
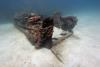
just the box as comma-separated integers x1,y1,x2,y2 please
14,12,78,49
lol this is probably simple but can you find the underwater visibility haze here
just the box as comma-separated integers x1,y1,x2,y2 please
0,0,100,67
0,0,100,22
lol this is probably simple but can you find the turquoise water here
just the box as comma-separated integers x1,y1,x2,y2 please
0,0,100,22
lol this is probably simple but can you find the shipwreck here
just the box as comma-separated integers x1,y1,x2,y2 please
14,12,78,49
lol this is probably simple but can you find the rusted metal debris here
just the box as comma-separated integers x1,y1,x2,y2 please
14,12,78,49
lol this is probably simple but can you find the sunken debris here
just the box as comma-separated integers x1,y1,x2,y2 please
53,12,78,35
14,12,78,49
14,13,54,49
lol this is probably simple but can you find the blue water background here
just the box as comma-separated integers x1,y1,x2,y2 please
0,0,100,23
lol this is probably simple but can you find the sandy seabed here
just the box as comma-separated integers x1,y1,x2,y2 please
0,11,100,67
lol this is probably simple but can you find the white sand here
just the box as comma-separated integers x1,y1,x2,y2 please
0,23,63,67
0,11,100,67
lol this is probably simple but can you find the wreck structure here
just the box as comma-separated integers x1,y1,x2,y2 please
53,12,78,34
14,13,54,49
14,12,77,49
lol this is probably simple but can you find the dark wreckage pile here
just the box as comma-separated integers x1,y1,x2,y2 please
14,12,78,49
